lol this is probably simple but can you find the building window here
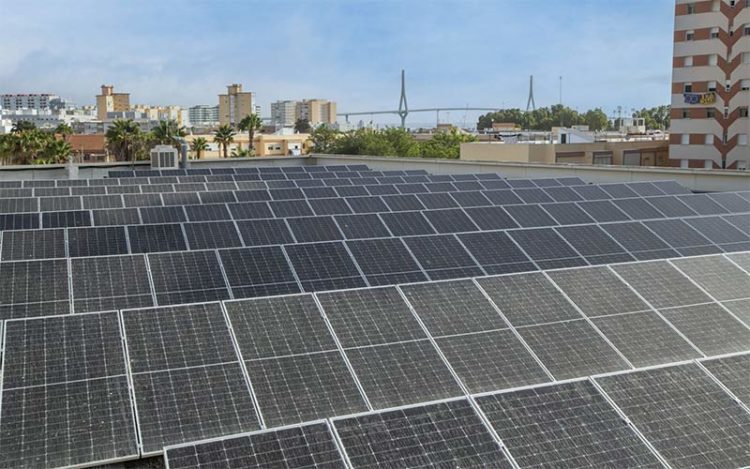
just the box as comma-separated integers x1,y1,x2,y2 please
739,134,749,146
742,80,750,91
724,133,729,144
593,153,612,165
681,134,690,145
682,109,690,118
705,134,714,145
725,107,730,118
684,56,694,67
745,25,750,36
708,54,718,66
741,107,749,117
708,81,717,92
684,83,693,93
707,108,716,118
686,30,695,41
742,52,750,64
687,3,696,13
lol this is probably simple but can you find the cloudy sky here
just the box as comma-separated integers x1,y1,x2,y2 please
1,0,674,125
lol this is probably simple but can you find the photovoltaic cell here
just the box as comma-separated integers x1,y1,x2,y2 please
416,192,459,209
307,198,352,216
644,196,697,217
457,231,536,274
600,222,678,260
436,330,550,392
549,266,648,317
503,204,558,227
539,202,594,225
334,214,391,239
508,228,587,270
42,210,91,228
464,206,519,230
71,254,154,313
611,198,665,220
542,186,583,202
140,206,187,224
318,287,426,347
422,208,478,233
379,211,435,236
478,381,661,469
642,219,718,253
672,255,750,301
227,202,273,220
0,259,70,319
600,183,638,199
517,319,629,379
381,194,424,211
578,200,631,222
1,228,66,261
127,223,187,254
514,188,554,204
659,303,750,356
67,226,129,257
677,194,729,215
236,218,294,246
284,242,366,291
612,261,712,308
555,225,633,265
723,298,750,326
685,216,750,245
483,189,524,206
403,234,483,280
147,250,231,304
592,311,701,367
184,204,232,222
596,363,750,469
334,399,512,468
286,216,344,243
164,422,347,469
707,192,750,213
571,184,611,200
477,272,582,326
0,213,39,231
345,238,426,286
701,353,750,406
450,191,493,207
269,200,314,218
344,196,388,214
218,247,300,298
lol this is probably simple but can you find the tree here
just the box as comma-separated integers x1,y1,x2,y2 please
54,123,74,141
583,108,610,131
237,113,263,152
420,129,477,159
310,125,340,153
190,137,209,159
43,139,72,164
231,148,255,158
150,119,186,148
633,106,670,131
105,119,147,165
213,124,236,158
11,121,36,134
294,118,312,133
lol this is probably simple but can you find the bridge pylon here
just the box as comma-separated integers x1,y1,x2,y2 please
398,70,408,128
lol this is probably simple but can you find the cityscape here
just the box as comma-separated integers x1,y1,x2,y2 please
0,2,750,469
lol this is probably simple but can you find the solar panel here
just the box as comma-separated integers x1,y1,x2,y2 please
365,183,398,195
508,228,587,269
0,259,70,319
36,188,72,197
93,207,141,226
555,225,634,265
701,353,750,406
217,247,299,298
269,199,314,218
0,213,39,231
140,205,187,224
592,311,701,367
452,181,484,191
479,179,510,190
457,231,537,274
318,287,426,347
723,298,750,327
307,197,353,215
539,202,594,225
503,204,558,227
67,226,129,257
81,192,118,207
199,190,237,204
477,272,582,326
595,363,750,469
235,189,271,202
147,250,231,304
379,211,435,236
344,196,389,214
165,422,347,469
184,203,232,221
677,194,729,215
122,303,259,452
422,208,478,233
345,339,464,408
671,255,750,301
651,180,691,195
542,186,583,202
162,192,201,206
514,188,554,204
600,221,678,260
684,216,750,247
70,254,153,313
707,192,749,213
381,194,425,211
284,242,366,291
450,191,493,207
0,312,138,468
183,221,243,250
610,198,665,220
642,219,719,255
644,196,697,217
227,201,273,220
724,214,750,235
301,186,337,199
612,261,712,309
1,228,66,261
39,195,82,211
477,380,662,469
235,218,294,246
345,238,427,285
416,192,459,209
396,183,428,194
577,200,631,222
122,193,162,208
659,303,750,356
402,234,483,280
506,179,535,188
127,223,187,253
516,319,630,379
728,252,750,271
287,216,344,243
436,329,550,392
334,213,391,239
483,189,524,206
333,399,512,468
548,266,648,317
41,210,91,228
626,181,665,197
571,184,612,200
0,197,38,213
464,206,519,230
600,183,639,199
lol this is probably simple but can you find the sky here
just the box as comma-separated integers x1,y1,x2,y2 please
0,0,675,126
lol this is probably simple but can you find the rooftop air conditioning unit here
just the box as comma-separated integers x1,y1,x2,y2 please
150,145,179,168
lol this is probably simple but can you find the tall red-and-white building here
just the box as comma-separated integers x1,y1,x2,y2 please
670,0,750,169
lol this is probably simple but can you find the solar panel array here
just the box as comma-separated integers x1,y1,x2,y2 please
1,163,749,468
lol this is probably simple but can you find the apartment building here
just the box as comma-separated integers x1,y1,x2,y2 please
270,100,297,127
670,0,750,169
96,85,130,121
270,99,338,127
0,94,62,111
188,105,219,127
218,84,256,126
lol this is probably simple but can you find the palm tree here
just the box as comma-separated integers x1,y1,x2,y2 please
106,119,146,166
151,119,186,148
11,121,36,134
190,137,209,159
231,148,254,158
45,139,72,164
213,124,236,158
238,113,263,152
54,123,73,142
